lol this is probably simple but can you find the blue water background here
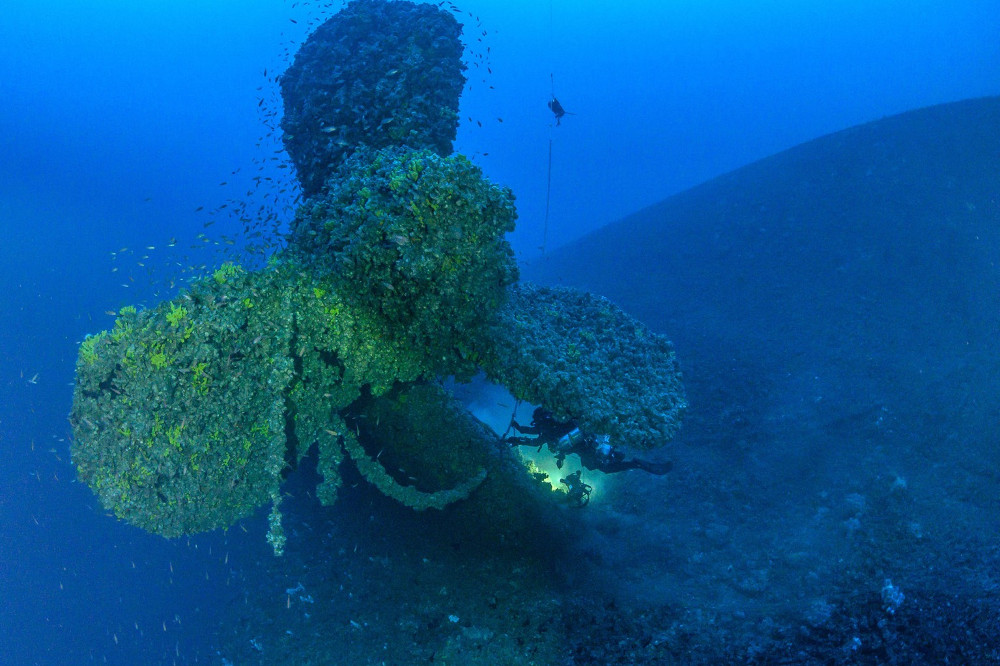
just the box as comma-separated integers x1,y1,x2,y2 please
1,0,997,663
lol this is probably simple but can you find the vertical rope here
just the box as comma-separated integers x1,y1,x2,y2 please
544,0,555,256
543,138,553,254
549,0,555,54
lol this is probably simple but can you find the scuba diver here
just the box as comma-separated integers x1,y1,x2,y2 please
548,96,573,125
505,407,673,476
559,471,592,507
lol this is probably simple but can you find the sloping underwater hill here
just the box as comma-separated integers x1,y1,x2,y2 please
529,96,1000,401
523,96,1000,661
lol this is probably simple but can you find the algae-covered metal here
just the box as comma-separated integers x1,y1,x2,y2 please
69,0,686,554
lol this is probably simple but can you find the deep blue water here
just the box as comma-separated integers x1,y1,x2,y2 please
1,0,998,663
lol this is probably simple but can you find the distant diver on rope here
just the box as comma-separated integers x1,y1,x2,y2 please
542,73,571,253
548,96,573,126
547,73,574,126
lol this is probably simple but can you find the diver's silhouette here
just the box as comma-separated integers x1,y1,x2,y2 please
548,97,573,125
506,407,672,475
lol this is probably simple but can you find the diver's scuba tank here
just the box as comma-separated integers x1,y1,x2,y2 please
555,427,584,452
